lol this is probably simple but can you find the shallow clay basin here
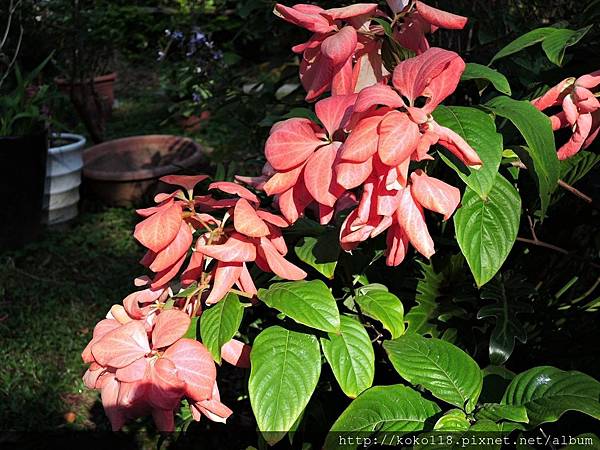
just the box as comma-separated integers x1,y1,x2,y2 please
83,135,208,206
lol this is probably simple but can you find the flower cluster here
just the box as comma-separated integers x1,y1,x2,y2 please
82,174,303,430
258,2,483,266
532,70,600,160
275,1,468,100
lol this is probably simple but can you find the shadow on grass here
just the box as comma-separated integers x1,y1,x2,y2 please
0,207,143,434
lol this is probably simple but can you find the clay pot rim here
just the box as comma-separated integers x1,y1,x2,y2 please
83,134,206,182
54,72,117,86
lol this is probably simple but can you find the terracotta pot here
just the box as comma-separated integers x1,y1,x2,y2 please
55,72,117,122
82,135,209,206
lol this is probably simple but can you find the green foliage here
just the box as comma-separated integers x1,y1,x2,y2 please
320,315,374,398
258,280,340,333
325,385,441,449
384,334,483,413
487,96,559,216
200,292,244,363
249,326,321,445
461,63,512,95
433,106,503,199
502,366,600,426
454,174,521,287
294,232,340,279
354,286,405,339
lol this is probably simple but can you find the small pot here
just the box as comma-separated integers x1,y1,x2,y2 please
0,129,48,250
83,135,209,206
45,133,86,225
55,72,117,121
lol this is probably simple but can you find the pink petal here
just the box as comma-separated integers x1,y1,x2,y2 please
415,1,468,29
354,84,405,113
274,3,334,33
163,338,216,402
149,357,185,410
198,232,257,262
340,114,383,162
259,237,307,280
236,262,258,297
322,3,378,20
99,374,126,431
433,123,483,168
208,181,259,204
115,357,148,383
395,187,435,258
92,321,150,368
304,143,341,207
377,111,421,166
152,409,175,432
256,210,289,228
300,47,334,101
206,261,243,305
83,366,105,389
320,26,358,68
277,181,313,223
265,118,324,170
149,221,193,273
557,113,593,160
392,47,465,114
133,202,182,253
331,57,354,96
410,170,460,220
159,174,209,191
234,198,270,238
315,94,357,138
385,224,409,266
263,162,306,196
336,157,374,190
221,339,251,368
152,309,191,349
151,252,187,290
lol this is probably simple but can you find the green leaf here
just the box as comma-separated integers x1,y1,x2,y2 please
320,315,374,398
561,434,600,450
383,334,483,413
294,232,340,279
200,293,244,363
486,96,559,215
325,385,441,449
258,280,340,333
453,174,521,287
183,316,199,340
354,288,405,339
249,326,321,445
405,260,444,336
559,151,600,186
434,409,470,431
433,106,503,199
372,18,393,37
461,63,511,95
476,403,529,423
490,27,557,64
384,334,483,412
502,366,600,426
541,26,592,66
478,274,533,365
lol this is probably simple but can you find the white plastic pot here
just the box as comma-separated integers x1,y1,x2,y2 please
44,133,86,224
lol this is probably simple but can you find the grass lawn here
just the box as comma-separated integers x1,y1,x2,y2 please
0,207,142,431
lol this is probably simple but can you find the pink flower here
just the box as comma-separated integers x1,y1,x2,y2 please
264,94,358,224
82,307,225,431
393,1,468,54
532,70,600,160
275,3,381,100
